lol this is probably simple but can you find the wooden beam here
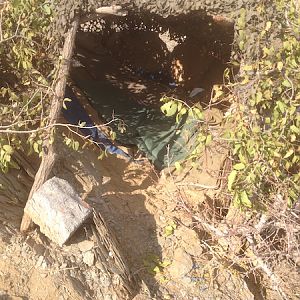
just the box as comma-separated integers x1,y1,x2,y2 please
80,5,127,24
95,5,127,16
20,16,80,232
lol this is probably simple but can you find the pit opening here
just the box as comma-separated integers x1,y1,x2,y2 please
70,10,234,169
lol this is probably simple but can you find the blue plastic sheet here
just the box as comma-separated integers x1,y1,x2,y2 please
63,86,132,160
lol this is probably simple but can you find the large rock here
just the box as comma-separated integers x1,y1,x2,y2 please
82,250,95,266
78,240,95,252
24,177,92,246
174,226,203,256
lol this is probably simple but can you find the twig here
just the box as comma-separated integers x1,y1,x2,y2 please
0,117,121,133
176,182,219,189
245,234,289,300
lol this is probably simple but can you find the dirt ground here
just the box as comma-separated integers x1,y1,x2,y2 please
0,127,264,300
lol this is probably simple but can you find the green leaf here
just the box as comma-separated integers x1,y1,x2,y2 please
111,131,116,140
73,141,79,151
284,149,294,159
193,107,204,120
3,145,13,155
174,161,182,172
228,170,237,191
33,142,40,154
265,21,272,31
205,134,212,145
252,126,261,133
240,191,252,208
179,107,187,115
164,222,176,236
277,61,283,71
65,137,71,146
164,225,175,236
282,80,291,87
98,150,106,160
159,260,171,268
212,87,223,102
290,125,300,134
43,4,51,15
62,98,72,110
256,91,263,103
153,266,161,274
233,163,245,170
78,121,86,128
243,65,253,71
277,101,285,113
161,101,178,117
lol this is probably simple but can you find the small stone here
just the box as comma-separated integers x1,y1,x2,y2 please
33,244,46,256
41,260,48,269
133,294,152,300
95,261,104,271
181,276,192,285
77,240,94,252
36,255,44,267
168,248,193,279
83,251,95,266
60,263,68,269
102,176,111,185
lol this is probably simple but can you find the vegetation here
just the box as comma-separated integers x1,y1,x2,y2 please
0,0,299,298
226,0,300,210
0,0,56,171
0,0,101,173
161,0,300,211
160,2,299,297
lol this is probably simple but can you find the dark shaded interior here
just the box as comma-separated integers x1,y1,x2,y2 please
69,10,234,169
74,10,234,107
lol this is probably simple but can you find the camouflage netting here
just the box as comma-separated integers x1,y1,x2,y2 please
52,0,258,35
127,0,251,19
65,0,254,18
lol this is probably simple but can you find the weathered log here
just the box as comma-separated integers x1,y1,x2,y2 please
20,16,80,232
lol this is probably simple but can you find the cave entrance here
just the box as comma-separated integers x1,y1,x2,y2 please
69,11,234,169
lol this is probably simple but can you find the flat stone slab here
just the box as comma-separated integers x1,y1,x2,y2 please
24,177,92,246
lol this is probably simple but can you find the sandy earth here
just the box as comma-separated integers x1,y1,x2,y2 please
0,131,261,300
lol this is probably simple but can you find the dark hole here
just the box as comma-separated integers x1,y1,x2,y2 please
73,10,234,108
69,11,235,169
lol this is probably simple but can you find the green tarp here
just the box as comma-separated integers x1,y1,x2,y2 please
70,61,198,170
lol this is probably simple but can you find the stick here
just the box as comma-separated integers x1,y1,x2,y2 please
176,182,219,189
20,16,80,232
